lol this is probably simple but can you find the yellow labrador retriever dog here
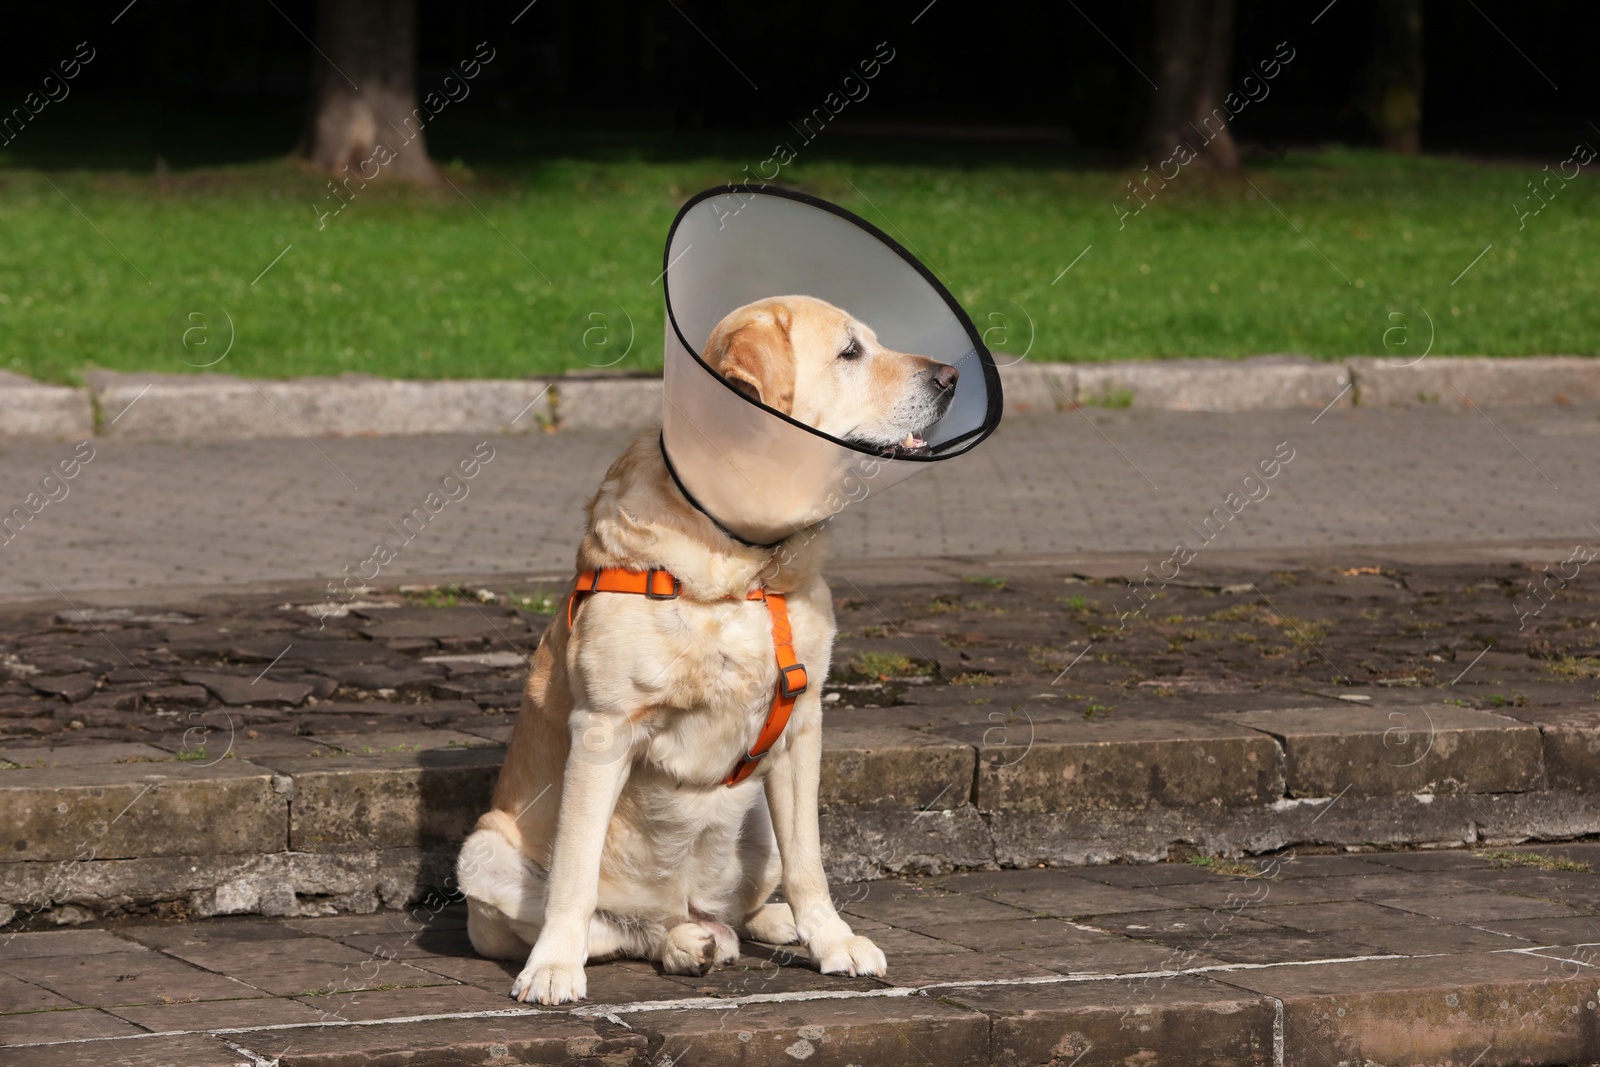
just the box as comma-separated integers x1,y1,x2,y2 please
456,295,958,1004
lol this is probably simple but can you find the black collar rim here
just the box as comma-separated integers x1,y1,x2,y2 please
657,433,789,551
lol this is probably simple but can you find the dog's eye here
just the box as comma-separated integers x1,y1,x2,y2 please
838,339,863,361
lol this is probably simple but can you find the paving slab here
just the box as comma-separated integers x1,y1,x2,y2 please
1360,848,1502,871
110,993,330,1032
839,883,1031,929
413,952,685,1007
288,981,515,1022
0,927,142,958
942,975,1277,1067
0,972,75,1013
627,996,990,1067
266,1013,645,1067
1371,890,1585,923
328,923,477,961
995,934,1192,977
1505,704,1600,792
819,723,974,809
158,936,446,998
908,917,1125,955
1213,950,1599,1067
0,1032,246,1067
183,671,316,708
259,746,502,852
1477,914,1600,944
0,758,286,862
661,956,887,999
928,868,1182,916
1,948,263,1007
953,716,1285,813
1221,704,1544,797
868,950,1062,985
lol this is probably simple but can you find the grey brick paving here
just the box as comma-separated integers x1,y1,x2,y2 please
0,404,1597,600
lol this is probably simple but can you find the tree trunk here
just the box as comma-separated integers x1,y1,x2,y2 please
301,0,437,184
1144,0,1239,172
1366,0,1423,154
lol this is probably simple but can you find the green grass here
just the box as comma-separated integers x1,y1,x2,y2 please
1187,855,1276,878
847,651,934,680
2,147,1595,384
1482,850,1593,874
1082,384,1136,409
400,583,558,613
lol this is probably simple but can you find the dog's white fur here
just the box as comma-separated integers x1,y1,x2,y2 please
456,296,955,1004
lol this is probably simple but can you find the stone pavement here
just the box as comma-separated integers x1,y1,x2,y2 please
3,401,1600,1064
3,845,1600,1066
2,556,1597,925
1,404,1598,600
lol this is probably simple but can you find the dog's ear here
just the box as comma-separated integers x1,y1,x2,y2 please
709,310,795,413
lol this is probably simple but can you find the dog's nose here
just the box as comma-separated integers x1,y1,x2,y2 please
933,364,959,393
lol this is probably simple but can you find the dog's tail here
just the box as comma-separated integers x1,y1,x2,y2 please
456,809,545,924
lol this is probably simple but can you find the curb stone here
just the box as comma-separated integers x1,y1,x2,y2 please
994,358,1074,413
84,370,562,440
0,357,1592,438
1347,355,1600,408
1077,354,1350,412
544,373,663,430
0,370,94,439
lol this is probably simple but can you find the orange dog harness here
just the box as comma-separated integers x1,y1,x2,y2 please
566,568,808,786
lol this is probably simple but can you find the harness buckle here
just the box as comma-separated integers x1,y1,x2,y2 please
644,568,681,600
778,662,809,698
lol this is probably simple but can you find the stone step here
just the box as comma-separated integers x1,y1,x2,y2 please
3,695,1599,926
5,555,1599,926
1,852,1598,1066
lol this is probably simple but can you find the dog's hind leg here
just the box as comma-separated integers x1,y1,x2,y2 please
739,902,798,946
584,913,664,963
463,897,533,961
458,812,548,960
686,910,741,965
660,922,722,976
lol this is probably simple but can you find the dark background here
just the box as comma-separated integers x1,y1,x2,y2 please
3,0,1594,170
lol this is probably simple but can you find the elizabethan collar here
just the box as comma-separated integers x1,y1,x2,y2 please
660,185,1004,547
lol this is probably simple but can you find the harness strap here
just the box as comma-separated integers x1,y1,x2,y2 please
567,567,808,788
566,567,680,627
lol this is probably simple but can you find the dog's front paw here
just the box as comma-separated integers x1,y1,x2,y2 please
510,959,587,1004
814,934,887,978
